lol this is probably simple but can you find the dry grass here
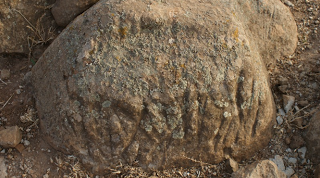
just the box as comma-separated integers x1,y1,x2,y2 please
13,8,55,64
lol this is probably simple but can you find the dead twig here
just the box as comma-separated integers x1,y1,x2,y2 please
0,78,7,85
293,104,311,117
26,119,39,130
182,155,215,167
13,9,55,62
1,94,14,110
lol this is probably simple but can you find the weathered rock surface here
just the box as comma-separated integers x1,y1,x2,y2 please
0,0,57,54
32,0,296,173
51,0,99,27
231,160,286,178
0,126,22,148
315,164,320,178
0,157,7,178
305,110,320,164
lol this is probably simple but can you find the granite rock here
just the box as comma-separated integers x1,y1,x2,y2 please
32,0,297,174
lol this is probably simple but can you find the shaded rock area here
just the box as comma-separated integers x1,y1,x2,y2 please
305,110,320,164
32,0,297,174
0,0,57,54
51,0,99,27
231,160,286,178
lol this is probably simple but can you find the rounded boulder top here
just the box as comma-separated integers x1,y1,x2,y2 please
32,0,297,174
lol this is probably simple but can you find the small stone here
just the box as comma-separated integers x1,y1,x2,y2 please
288,157,297,164
0,126,22,148
7,154,13,160
290,174,298,178
276,116,284,125
0,157,7,177
279,77,289,85
0,149,5,154
283,0,294,7
297,100,309,107
23,140,30,146
279,109,286,116
271,150,275,154
291,118,303,128
289,135,305,149
278,85,288,93
284,166,295,177
226,158,239,173
0,69,10,80
311,82,319,90
15,89,21,95
300,159,307,165
283,95,295,113
285,136,291,145
15,144,25,153
270,155,285,171
298,147,307,159
286,148,292,153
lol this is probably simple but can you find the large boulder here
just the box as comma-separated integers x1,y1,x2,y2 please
0,0,57,54
51,0,99,27
32,0,296,174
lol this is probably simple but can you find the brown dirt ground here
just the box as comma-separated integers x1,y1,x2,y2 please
0,0,319,177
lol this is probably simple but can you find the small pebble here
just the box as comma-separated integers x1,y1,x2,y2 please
284,166,295,177
292,118,303,127
276,116,284,125
15,89,21,95
283,0,294,7
288,157,297,164
311,82,319,90
278,85,288,93
297,100,309,107
283,95,295,113
278,109,286,116
23,140,30,146
270,155,285,171
279,77,289,85
285,137,291,145
0,69,10,80
298,147,307,159
271,150,275,154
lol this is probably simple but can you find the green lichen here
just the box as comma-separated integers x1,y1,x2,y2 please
102,100,112,108
172,128,185,139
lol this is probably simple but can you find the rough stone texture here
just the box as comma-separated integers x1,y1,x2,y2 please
0,126,22,148
0,157,7,178
226,158,239,173
305,110,320,164
231,160,286,178
270,155,285,172
315,164,320,178
51,0,99,27
32,0,296,173
0,0,57,54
